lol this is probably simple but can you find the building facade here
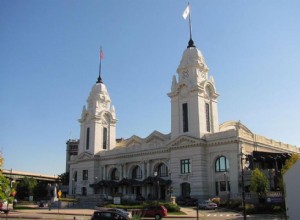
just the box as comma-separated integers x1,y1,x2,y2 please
284,159,300,219
66,139,79,173
68,39,299,201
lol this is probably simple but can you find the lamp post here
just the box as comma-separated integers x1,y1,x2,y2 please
94,177,98,194
241,153,250,220
241,155,246,220
154,171,159,204
72,178,77,197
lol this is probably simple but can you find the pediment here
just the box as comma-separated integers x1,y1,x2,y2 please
145,131,170,143
167,135,202,148
78,152,93,160
126,135,143,147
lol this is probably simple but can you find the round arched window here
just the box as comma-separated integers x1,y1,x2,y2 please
215,156,229,172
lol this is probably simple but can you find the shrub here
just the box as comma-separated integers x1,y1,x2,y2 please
104,201,180,213
211,197,220,205
244,203,255,214
226,199,242,209
162,202,181,212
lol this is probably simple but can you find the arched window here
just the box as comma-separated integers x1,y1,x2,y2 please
215,156,230,172
157,163,169,177
132,166,142,179
111,168,120,180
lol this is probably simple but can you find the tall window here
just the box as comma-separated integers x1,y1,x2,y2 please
132,166,142,179
103,127,108,149
86,127,90,150
205,103,211,132
111,168,120,180
73,171,77,182
180,159,191,174
82,170,88,180
181,182,191,197
215,156,230,172
182,103,189,132
157,163,168,177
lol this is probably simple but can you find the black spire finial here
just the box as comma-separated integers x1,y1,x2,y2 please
187,38,195,48
97,75,103,84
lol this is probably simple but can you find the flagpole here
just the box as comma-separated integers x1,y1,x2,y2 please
188,2,192,41
187,3,195,48
97,46,103,83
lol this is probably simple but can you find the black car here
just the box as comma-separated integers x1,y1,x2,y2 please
91,210,132,220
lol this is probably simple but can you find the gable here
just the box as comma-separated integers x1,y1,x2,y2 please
145,131,170,146
77,152,93,160
126,135,143,147
167,135,203,149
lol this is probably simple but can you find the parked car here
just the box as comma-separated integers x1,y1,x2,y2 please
91,210,132,220
198,200,218,210
0,200,13,214
141,205,167,220
107,208,132,219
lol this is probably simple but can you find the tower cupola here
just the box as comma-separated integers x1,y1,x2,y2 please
168,42,219,139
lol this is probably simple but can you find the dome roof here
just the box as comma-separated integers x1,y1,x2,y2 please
88,82,111,102
177,47,209,74
91,82,108,94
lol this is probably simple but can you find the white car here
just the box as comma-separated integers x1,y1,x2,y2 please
198,200,218,210
0,200,13,214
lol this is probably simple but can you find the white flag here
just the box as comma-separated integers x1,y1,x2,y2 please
182,5,190,20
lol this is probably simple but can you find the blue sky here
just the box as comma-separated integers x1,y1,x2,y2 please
1,0,299,176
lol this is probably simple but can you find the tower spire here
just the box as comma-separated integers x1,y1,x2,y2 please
97,47,104,84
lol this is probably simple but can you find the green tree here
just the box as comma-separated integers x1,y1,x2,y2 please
58,172,69,185
33,181,48,200
0,174,11,200
0,152,13,202
250,168,269,202
281,154,299,175
278,154,299,191
16,177,37,200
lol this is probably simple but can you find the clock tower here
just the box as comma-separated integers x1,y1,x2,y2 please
168,41,219,139
78,75,117,155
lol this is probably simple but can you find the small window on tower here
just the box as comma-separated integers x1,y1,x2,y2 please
182,103,189,132
86,127,90,150
103,127,108,149
205,103,211,132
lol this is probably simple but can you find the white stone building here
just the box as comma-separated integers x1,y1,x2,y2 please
284,159,300,219
68,39,299,201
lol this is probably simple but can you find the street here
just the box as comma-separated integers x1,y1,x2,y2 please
1,208,285,220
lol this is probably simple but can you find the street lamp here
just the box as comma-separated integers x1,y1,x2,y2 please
154,171,159,201
72,178,77,196
94,177,98,194
241,153,250,220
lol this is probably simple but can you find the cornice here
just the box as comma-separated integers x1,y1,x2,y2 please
98,147,170,161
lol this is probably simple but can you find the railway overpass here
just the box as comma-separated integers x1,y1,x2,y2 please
2,169,60,182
